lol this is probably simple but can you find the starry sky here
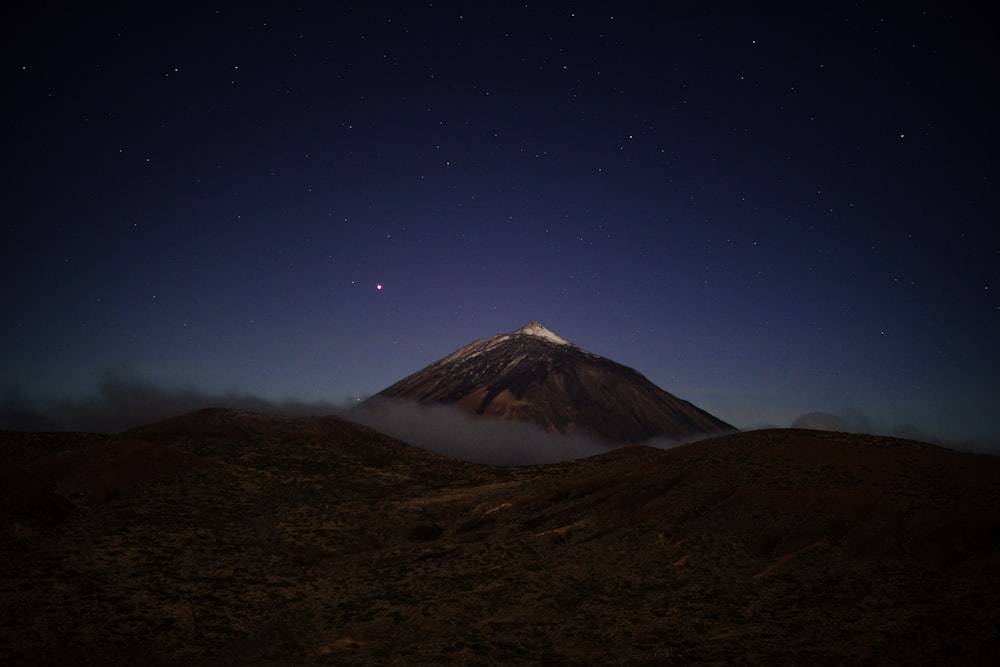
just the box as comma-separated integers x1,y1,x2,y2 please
4,3,997,447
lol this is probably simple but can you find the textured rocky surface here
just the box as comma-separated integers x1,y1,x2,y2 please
367,323,734,443
3,409,1000,665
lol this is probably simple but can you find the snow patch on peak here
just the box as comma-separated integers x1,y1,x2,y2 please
514,322,572,346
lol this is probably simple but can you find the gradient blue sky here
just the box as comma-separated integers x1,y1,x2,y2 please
4,3,997,445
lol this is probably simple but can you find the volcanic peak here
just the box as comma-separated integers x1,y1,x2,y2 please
513,322,572,346
367,322,735,443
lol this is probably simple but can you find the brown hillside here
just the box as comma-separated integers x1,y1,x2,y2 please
2,412,999,665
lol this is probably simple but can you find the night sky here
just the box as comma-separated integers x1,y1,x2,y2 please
5,3,997,447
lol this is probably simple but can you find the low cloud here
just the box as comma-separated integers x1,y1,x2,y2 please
791,410,999,454
792,410,929,438
0,368,339,433
0,369,613,465
16,370,987,466
349,397,610,465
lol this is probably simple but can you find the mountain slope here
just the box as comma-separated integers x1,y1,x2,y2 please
366,322,733,443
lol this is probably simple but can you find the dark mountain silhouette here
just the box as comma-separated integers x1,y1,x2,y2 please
365,322,734,443
3,410,1000,664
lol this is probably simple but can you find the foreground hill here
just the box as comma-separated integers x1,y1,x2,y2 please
3,409,1000,664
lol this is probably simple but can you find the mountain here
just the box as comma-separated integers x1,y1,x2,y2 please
365,322,734,443
3,411,1000,664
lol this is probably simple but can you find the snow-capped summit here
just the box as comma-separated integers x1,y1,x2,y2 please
363,323,735,444
514,322,572,346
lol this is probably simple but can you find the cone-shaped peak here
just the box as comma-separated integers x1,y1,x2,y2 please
367,322,735,443
513,322,571,346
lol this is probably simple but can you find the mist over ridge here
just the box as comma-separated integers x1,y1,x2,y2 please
2,367,996,462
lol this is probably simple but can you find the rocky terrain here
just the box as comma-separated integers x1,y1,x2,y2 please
3,408,1000,665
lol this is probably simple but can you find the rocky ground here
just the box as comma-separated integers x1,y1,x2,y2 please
3,408,1000,665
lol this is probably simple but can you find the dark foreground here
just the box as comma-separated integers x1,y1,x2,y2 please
3,409,1000,665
